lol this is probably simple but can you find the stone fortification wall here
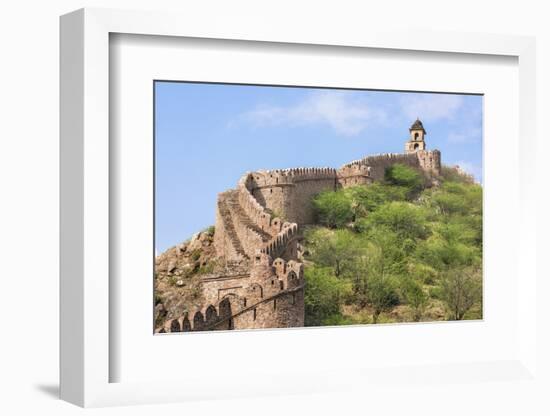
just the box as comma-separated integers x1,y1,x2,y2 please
417,149,441,175
261,223,299,260
343,152,421,181
336,164,373,188
158,255,305,332
248,168,338,225
343,150,441,179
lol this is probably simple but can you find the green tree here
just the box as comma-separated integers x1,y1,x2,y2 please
367,273,399,324
354,243,400,323
429,182,482,216
384,164,424,197
416,235,480,270
344,183,408,218
304,266,351,326
402,278,428,322
312,190,354,228
440,267,482,320
361,201,429,241
304,228,362,277
346,250,370,307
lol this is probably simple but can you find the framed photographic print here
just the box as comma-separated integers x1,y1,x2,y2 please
60,7,540,409
153,82,483,334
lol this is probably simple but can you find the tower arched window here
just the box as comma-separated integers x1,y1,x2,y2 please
414,132,419,140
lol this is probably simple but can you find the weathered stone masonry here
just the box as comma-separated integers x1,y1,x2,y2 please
158,119,441,333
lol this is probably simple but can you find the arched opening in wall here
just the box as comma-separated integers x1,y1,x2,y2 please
414,132,419,140
205,305,218,323
250,283,263,299
253,308,257,321
279,281,284,290
193,311,204,330
273,299,277,310
414,143,419,150
227,318,234,330
219,297,232,318
182,316,192,331
170,319,181,333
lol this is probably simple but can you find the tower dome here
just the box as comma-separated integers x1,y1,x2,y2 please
405,118,427,153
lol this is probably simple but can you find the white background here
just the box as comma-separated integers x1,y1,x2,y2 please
1,1,549,415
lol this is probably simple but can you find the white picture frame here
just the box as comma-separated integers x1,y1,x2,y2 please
60,7,539,408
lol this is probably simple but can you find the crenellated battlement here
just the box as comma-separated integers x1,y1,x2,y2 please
261,223,299,260
336,164,373,188
246,167,338,189
341,150,441,180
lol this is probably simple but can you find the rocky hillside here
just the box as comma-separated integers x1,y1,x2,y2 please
154,228,220,327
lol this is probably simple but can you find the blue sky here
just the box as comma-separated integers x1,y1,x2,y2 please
155,82,483,253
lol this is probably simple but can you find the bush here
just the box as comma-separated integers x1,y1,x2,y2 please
416,236,480,270
366,274,399,323
304,227,363,277
304,266,351,326
362,201,429,241
407,262,439,285
384,164,424,196
344,184,408,218
430,182,482,216
441,165,475,184
203,225,215,236
312,190,354,228
439,267,482,320
401,278,428,321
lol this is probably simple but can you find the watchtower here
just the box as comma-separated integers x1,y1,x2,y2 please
405,118,426,153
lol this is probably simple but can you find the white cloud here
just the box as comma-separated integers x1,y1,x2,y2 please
400,94,463,122
235,91,387,136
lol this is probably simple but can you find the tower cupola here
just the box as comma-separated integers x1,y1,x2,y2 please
405,118,427,153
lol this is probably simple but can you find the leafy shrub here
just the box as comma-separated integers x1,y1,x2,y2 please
304,227,363,277
344,183,408,217
312,190,354,228
401,278,428,321
321,313,357,326
384,164,424,196
203,225,215,236
441,165,475,184
416,236,480,270
304,266,351,326
362,201,429,241
366,274,399,323
407,262,439,285
190,249,201,261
